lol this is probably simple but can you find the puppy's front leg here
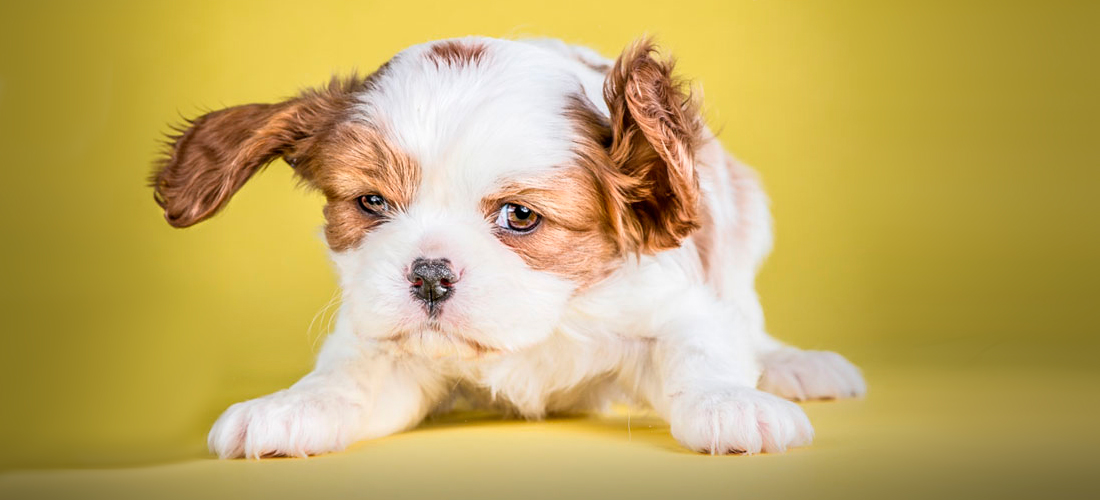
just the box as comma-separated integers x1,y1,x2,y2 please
208,320,446,459
645,307,814,455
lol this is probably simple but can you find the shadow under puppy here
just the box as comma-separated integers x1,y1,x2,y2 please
151,36,866,458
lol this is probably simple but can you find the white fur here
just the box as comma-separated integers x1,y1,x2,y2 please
207,37,865,459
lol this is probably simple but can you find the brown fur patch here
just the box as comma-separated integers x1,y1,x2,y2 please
426,40,488,68
482,165,620,289
601,37,705,253
307,122,421,251
149,62,418,252
151,75,368,228
556,38,706,260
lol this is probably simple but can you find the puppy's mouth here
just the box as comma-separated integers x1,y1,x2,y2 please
380,327,501,359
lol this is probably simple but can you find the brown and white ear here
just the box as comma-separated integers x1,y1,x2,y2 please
603,38,705,253
150,77,361,227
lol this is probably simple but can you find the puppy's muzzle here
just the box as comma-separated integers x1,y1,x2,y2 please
407,258,457,312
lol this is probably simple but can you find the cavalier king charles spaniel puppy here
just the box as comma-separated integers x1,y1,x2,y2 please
151,36,866,458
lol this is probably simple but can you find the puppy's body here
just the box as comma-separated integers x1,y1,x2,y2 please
155,37,865,459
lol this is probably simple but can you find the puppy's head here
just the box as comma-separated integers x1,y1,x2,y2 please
153,37,704,358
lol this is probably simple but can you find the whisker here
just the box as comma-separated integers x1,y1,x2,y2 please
308,289,342,352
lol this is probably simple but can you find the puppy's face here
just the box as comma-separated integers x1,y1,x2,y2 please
152,38,704,358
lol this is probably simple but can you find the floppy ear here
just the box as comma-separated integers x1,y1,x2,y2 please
603,38,705,253
150,77,362,227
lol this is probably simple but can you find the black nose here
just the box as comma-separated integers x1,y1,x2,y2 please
407,258,457,310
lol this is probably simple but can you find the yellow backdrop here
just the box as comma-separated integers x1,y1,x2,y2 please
1,0,1097,498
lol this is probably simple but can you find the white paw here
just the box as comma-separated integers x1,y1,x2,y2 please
670,387,814,454
757,348,867,401
208,389,364,459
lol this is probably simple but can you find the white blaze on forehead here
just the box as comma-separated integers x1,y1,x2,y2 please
352,37,587,209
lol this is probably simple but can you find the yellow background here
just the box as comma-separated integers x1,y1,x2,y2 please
1,0,1097,498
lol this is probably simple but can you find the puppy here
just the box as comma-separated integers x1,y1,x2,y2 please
152,36,866,458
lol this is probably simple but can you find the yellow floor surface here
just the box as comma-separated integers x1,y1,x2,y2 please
2,363,1097,500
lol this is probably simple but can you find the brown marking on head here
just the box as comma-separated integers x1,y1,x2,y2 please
309,122,421,251
426,40,488,68
150,64,420,252
556,37,706,262
481,165,621,289
597,37,706,254
150,74,371,228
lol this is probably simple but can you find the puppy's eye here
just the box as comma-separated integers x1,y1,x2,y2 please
497,203,540,233
357,194,390,215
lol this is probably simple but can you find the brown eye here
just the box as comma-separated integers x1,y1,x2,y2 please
497,203,540,233
357,194,389,215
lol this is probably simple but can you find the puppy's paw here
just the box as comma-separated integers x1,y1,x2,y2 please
670,387,814,454
208,389,364,459
757,348,867,401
